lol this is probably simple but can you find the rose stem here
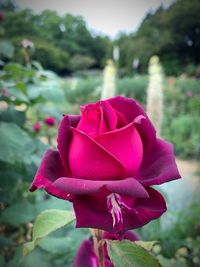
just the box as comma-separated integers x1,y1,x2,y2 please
91,229,105,267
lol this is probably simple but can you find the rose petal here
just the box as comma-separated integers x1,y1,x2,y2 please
29,149,69,200
136,139,181,186
103,230,139,241
73,187,166,233
108,96,157,152
108,96,147,123
57,115,81,172
73,195,113,231
99,101,118,133
133,115,156,153
73,239,98,267
68,127,126,180
120,187,167,231
95,122,143,176
53,177,149,198
114,108,128,128
77,101,117,137
74,239,113,267
77,108,101,138
68,114,81,127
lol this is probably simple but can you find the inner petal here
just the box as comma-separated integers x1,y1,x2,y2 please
77,100,118,138
95,123,143,176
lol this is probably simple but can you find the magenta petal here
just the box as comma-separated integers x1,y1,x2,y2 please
104,230,139,241
57,114,81,172
123,187,167,229
73,239,98,267
95,122,143,176
108,96,147,123
57,115,71,172
77,100,118,137
29,149,69,200
53,177,149,198
77,108,101,138
73,195,113,231
99,101,117,133
73,188,166,233
68,114,81,127
74,239,113,267
136,139,181,186
133,115,156,153
108,96,157,152
68,128,126,180
106,187,166,232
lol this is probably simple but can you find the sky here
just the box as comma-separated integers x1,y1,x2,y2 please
15,0,175,38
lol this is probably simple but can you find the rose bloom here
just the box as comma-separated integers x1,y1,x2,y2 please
186,90,193,97
44,116,56,126
33,122,41,133
74,231,139,267
30,96,181,233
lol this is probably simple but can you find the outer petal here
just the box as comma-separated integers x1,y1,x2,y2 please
136,139,181,186
73,239,98,267
108,96,148,123
108,96,157,152
57,115,80,173
121,188,167,231
29,149,70,200
53,177,149,198
72,188,166,233
68,127,126,180
95,122,143,176
74,239,113,267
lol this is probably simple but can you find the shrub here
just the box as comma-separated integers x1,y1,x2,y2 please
116,75,148,104
163,114,200,158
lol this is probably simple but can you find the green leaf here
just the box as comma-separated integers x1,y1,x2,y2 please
0,254,5,267
0,41,14,59
0,106,26,126
135,240,158,251
8,86,30,104
0,122,36,164
16,82,28,96
23,209,75,255
7,246,51,267
0,201,36,226
39,228,89,256
107,240,163,267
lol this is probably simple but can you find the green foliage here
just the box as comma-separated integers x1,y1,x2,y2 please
63,77,101,106
70,54,96,71
0,41,14,59
163,77,200,158
0,122,39,164
23,209,75,255
116,75,148,103
163,115,200,158
1,9,111,74
107,240,162,267
32,41,70,74
116,0,200,75
0,200,36,226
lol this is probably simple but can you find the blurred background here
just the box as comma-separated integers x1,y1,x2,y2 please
0,0,200,266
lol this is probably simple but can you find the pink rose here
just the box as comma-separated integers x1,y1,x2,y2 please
44,116,56,126
30,96,181,233
33,121,41,133
186,90,193,97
